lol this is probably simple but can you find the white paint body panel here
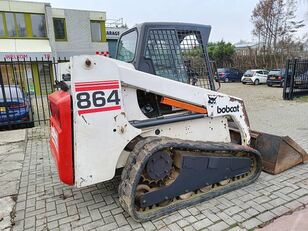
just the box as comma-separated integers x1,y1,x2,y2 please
71,57,141,187
70,55,251,187
141,117,230,142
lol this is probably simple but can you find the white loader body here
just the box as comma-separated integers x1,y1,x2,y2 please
57,55,251,187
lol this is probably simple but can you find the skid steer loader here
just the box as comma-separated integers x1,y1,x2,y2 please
49,22,307,222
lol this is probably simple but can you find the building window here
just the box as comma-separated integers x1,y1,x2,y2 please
91,21,101,42
53,18,67,41
0,12,47,38
0,13,6,36
15,13,27,37
90,20,106,42
31,14,46,37
5,13,16,37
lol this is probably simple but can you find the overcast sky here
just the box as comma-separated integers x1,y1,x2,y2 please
24,0,308,43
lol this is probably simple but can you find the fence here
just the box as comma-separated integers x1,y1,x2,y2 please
283,59,308,100
0,57,67,130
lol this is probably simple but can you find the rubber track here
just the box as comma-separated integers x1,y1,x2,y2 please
118,137,262,222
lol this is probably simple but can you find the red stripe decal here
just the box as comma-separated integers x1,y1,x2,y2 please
75,80,118,86
75,82,119,87
78,105,121,115
75,85,119,92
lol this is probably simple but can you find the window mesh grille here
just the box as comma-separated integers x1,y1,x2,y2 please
145,29,212,89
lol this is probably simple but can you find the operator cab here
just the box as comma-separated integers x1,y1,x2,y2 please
116,22,215,118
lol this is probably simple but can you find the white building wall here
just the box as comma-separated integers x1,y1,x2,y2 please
0,1,52,60
0,0,47,13
50,9,108,58
0,0,108,60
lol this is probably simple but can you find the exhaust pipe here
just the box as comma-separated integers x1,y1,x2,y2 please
229,125,308,174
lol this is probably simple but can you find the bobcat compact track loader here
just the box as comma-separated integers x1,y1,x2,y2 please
49,22,307,222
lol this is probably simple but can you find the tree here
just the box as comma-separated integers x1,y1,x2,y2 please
207,41,235,67
251,0,305,66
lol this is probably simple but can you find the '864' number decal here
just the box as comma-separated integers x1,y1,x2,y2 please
74,80,121,115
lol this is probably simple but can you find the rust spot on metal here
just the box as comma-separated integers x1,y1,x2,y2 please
228,97,250,127
85,59,91,67
120,124,128,133
114,112,126,122
79,177,86,187
229,122,308,175
81,115,89,125
255,133,307,174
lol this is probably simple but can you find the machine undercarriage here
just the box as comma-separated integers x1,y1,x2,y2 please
119,137,262,221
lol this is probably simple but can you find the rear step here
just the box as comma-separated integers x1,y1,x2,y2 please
229,124,308,174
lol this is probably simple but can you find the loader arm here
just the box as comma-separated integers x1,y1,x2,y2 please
115,59,251,146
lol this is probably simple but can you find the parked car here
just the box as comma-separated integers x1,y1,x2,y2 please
216,68,243,82
294,71,308,89
267,69,285,87
0,85,33,127
241,69,269,85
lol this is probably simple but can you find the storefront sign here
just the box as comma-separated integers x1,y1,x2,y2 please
106,27,127,40
107,31,120,36
0,52,52,61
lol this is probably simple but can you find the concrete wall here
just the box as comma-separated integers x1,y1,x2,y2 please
49,8,108,59
0,0,108,59
0,0,47,13
0,1,53,60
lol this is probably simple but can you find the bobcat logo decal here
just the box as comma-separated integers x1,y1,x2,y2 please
208,95,217,105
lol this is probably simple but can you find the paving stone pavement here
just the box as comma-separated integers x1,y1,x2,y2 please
10,127,308,231
0,129,26,230
10,83,308,230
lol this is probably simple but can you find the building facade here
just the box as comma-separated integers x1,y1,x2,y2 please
0,1,53,60
0,0,108,59
234,41,260,56
0,0,108,94
48,8,108,58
